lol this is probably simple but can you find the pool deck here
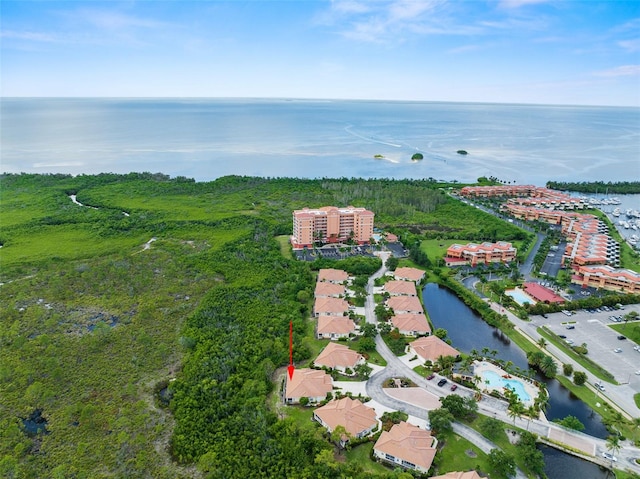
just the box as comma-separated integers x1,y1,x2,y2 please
505,287,537,306
474,361,540,407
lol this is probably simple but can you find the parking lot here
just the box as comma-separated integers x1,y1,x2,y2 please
294,244,378,261
540,306,640,384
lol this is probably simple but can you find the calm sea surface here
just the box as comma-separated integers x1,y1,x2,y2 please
2,98,639,184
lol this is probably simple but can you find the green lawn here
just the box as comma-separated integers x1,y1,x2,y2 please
434,431,489,476
609,321,640,344
275,235,294,260
344,442,390,475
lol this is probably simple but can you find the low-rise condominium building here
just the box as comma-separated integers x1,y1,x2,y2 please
284,368,333,405
314,342,364,373
313,397,378,444
445,241,516,267
393,267,426,283
571,264,640,294
409,336,460,362
317,268,350,284
373,421,437,474
390,313,431,336
316,315,357,340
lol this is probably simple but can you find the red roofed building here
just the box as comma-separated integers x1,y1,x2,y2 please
316,315,357,340
431,472,483,479
285,368,333,404
409,336,459,362
314,342,364,373
393,267,426,283
317,268,349,284
571,264,640,294
523,282,565,304
315,282,346,298
314,397,378,443
390,313,431,336
373,421,437,474
387,296,424,315
314,297,349,317
384,280,417,296
445,241,516,267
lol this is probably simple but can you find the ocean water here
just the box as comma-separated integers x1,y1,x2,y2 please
1,98,639,185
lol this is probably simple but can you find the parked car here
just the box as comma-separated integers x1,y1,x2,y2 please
558,334,567,339
427,374,435,380
613,348,622,353
566,324,575,329
450,384,458,391
437,378,448,387
617,335,626,340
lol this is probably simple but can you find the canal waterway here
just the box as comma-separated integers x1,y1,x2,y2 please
538,444,611,479
422,283,609,438
422,282,614,478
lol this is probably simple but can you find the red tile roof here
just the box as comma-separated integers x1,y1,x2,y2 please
523,282,565,303
374,421,436,472
314,342,363,369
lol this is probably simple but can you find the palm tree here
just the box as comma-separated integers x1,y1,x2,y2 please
534,392,550,419
605,435,621,466
481,347,490,358
537,337,547,349
504,360,513,374
508,401,525,426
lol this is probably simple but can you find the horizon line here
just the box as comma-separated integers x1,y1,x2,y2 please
2,95,638,109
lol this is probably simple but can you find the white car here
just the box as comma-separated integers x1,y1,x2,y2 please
595,383,606,391
613,348,622,353
602,452,618,462
635,370,640,375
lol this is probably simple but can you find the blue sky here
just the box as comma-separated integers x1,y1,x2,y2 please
1,0,639,106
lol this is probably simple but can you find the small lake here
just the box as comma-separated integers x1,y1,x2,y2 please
422,283,609,439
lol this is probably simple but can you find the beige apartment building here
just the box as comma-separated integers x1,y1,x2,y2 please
291,206,374,249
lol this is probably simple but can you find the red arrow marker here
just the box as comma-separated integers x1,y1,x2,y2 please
288,321,295,380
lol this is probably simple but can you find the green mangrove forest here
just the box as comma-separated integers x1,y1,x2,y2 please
0,173,543,478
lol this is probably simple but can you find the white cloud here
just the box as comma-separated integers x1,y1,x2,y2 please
618,38,640,53
331,0,372,15
0,30,58,43
72,8,171,31
592,65,640,77
497,0,550,8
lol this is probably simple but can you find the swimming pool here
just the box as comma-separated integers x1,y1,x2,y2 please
481,370,531,402
505,289,537,306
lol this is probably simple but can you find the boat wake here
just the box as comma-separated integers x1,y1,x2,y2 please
344,125,402,148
